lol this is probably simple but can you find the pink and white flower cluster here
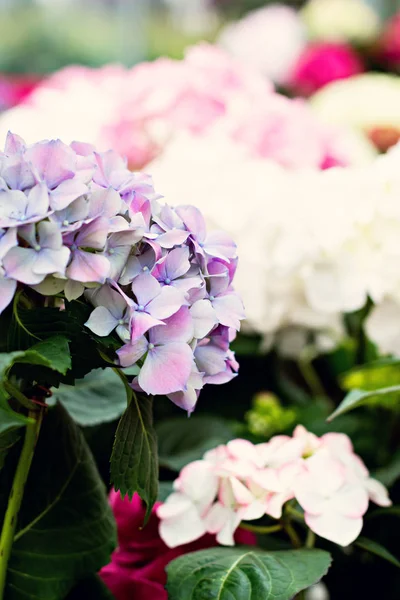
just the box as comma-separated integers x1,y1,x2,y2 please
0,44,361,171
0,133,243,409
158,426,391,548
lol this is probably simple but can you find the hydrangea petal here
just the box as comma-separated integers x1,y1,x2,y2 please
0,276,17,314
85,306,119,337
117,337,148,368
138,342,193,395
158,494,206,548
66,250,110,283
305,510,363,547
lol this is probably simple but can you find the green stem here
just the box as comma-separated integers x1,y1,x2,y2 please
296,591,306,600
285,505,305,522
305,529,316,549
298,349,327,400
0,409,43,598
3,380,34,410
283,521,302,548
240,522,282,535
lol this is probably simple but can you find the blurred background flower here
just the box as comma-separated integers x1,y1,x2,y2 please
301,0,381,45
311,73,400,152
218,4,307,85
289,42,364,96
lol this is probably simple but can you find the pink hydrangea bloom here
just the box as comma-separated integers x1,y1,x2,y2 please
289,42,364,97
0,132,244,409
0,44,357,171
100,491,255,600
158,426,391,548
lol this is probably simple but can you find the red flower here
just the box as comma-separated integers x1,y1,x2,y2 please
100,491,256,600
376,13,400,70
289,42,364,96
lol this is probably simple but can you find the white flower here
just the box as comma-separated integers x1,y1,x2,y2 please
151,128,400,356
218,5,306,85
366,299,400,356
302,0,380,44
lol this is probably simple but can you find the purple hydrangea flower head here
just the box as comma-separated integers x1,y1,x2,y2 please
0,132,244,411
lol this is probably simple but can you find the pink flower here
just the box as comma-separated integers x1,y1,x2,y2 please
289,42,364,96
158,429,392,549
100,491,255,600
376,13,400,70
294,449,369,546
0,44,358,172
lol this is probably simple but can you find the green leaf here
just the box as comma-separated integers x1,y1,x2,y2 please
0,407,31,433
28,335,72,376
110,393,158,522
341,358,400,391
0,404,116,599
0,335,71,407
0,336,71,376
355,537,400,568
52,368,128,426
3,302,114,383
166,547,332,600
328,386,400,421
157,415,234,471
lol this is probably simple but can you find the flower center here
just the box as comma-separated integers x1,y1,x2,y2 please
148,343,155,350
118,319,125,326
108,248,115,255
165,277,171,284
71,244,78,251
209,295,215,301
34,244,41,252
137,305,144,311
142,266,149,272
62,220,69,226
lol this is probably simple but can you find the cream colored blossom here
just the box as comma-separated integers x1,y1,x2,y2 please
302,0,380,45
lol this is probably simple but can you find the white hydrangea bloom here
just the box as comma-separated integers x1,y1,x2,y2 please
151,131,400,357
